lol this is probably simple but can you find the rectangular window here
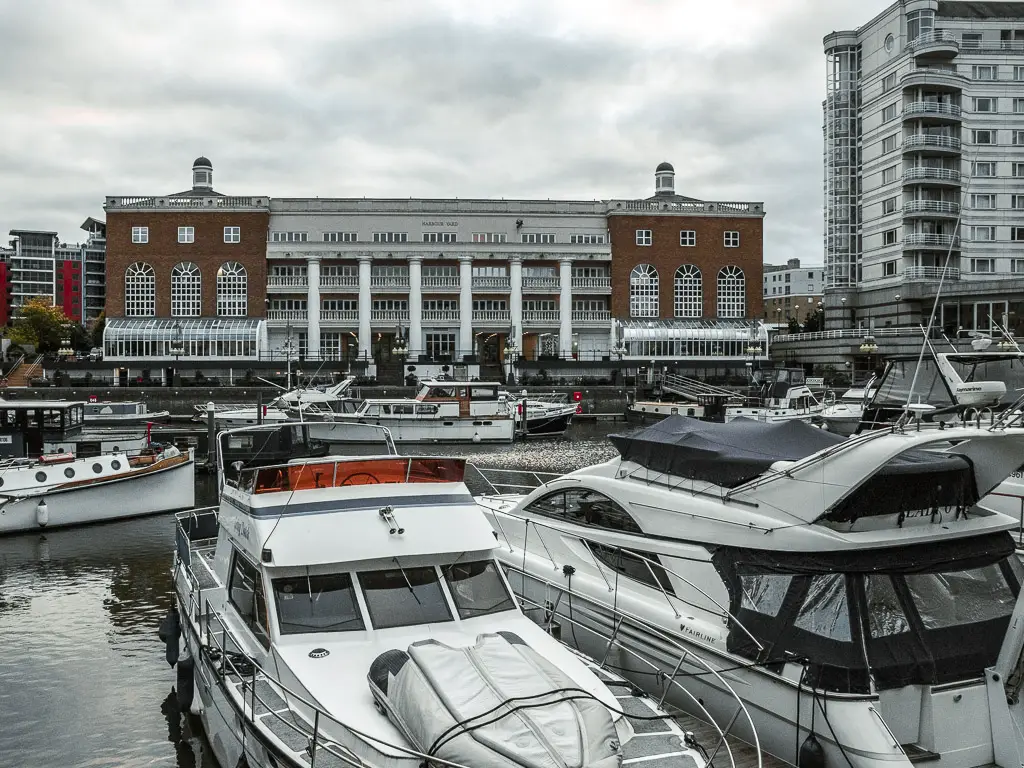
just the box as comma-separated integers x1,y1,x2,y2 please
973,65,997,80
177,226,194,243
1014,131,1024,145
679,230,696,246
371,298,408,311
323,232,358,242
963,33,982,49
882,134,897,153
223,226,240,243
271,231,308,243
523,299,557,311
472,265,507,277
882,165,897,184
882,229,898,245
973,130,995,144
1012,227,1024,242
974,97,997,112
272,573,363,634
724,231,740,247
1015,99,1024,114
970,225,996,240
1012,259,1024,274
472,299,507,311
372,232,408,243
422,299,458,311
971,194,996,209
472,232,507,243
1016,65,1024,81
228,552,269,648
635,229,652,246
882,197,898,214
425,332,456,359
1013,195,1024,209
882,72,897,92
322,298,358,311
131,226,148,244
521,233,555,244
970,258,995,273
882,102,898,121
569,234,606,244
883,261,897,276
975,161,997,177
422,232,457,243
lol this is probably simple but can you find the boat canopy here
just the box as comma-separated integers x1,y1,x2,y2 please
610,416,977,522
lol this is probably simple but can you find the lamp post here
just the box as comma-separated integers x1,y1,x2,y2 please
502,326,519,386
57,325,74,386
840,297,847,329
391,326,409,384
169,321,184,387
894,293,901,328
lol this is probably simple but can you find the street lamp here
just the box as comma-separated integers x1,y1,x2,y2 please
391,326,409,359
894,294,901,328
860,335,878,353
502,326,519,385
169,321,184,387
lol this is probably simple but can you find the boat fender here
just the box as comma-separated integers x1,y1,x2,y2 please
35,500,48,528
159,607,181,667
176,655,195,712
799,732,825,768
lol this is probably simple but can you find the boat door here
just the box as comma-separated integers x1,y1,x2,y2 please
458,386,470,417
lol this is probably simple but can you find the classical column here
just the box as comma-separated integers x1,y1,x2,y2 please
459,255,473,360
559,257,573,358
358,255,372,361
306,256,321,358
408,255,422,359
509,255,523,354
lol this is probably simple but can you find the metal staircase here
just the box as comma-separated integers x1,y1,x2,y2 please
660,374,742,402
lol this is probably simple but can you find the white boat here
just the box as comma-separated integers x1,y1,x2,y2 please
0,443,194,534
477,414,1024,768
83,399,170,426
303,380,517,444
500,391,577,436
725,368,824,423
820,384,876,436
164,424,754,768
200,377,358,428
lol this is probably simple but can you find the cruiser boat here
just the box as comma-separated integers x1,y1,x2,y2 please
725,368,824,424
199,377,358,428
500,390,577,436
83,399,170,426
476,414,1024,768
164,423,751,768
820,382,877,436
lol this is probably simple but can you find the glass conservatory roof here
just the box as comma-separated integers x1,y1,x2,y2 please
104,317,263,341
619,319,768,342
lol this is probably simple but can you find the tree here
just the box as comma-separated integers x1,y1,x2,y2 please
802,308,824,333
787,317,801,334
8,297,81,354
89,312,106,349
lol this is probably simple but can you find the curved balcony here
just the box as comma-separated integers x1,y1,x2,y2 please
903,200,960,218
905,266,961,281
903,167,961,186
904,233,960,250
901,67,968,92
906,30,960,59
902,134,962,154
903,102,962,121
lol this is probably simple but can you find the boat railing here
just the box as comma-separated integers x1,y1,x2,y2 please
478,498,766,655
199,599,476,768
507,563,762,768
227,455,468,494
469,464,563,494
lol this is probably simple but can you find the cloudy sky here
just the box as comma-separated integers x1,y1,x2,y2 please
2,0,893,264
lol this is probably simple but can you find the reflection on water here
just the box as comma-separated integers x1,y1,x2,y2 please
0,422,623,767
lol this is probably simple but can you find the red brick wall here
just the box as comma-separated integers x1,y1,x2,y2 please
105,210,269,317
56,260,82,322
608,214,764,319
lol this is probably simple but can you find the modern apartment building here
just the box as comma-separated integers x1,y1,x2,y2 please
763,258,823,326
823,0,1024,337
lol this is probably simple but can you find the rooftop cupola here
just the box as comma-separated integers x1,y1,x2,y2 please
655,161,675,196
192,156,213,191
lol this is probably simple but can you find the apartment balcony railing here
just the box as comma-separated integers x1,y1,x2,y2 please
522,276,560,291
907,30,960,57
905,266,961,280
903,200,960,216
421,276,460,290
472,276,511,291
267,309,308,322
904,233,961,249
370,276,410,289
523,309,561,325
571,276,612,291
900,67,968,91
572,310,612,324
371,309,410,323
321,309,359,322
267,275,308,288
320,275,358,289
903,101,962,119
472,309,512,324
422,309,460,323
960,38,1024,52
903,134,962,152
903,167,961,184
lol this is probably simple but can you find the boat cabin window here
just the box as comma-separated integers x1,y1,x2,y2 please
416,404,438,415
588,541,674,594
359,566,453,629
427,387,457,399
391,403,414,415
229,551,270,648
524,489,643,534
470,387,498,401
272,573,364,634
441,560,516,618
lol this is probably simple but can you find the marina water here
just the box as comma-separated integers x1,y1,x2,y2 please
0,423,620,768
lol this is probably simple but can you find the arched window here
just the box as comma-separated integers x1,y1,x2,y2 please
171,262,202,317
629,264,659,318
673,265,702,318
717,265,746,318
217,261,247,317
124,262,155,317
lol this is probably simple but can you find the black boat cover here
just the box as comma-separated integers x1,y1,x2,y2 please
610,416,978,521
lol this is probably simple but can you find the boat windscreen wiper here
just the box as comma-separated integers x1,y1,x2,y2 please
393,557,422,605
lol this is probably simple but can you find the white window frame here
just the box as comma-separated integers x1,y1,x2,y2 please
882,229,898,245
224,226,240,243
177,226,194,244
124,262,155,317
975,162,996,177
882,165,898,183
882,197,898,214
131,226,148,244
1014,131,1024,146
323,232,358,243
973,65,997,81
635,229,653,247
973,130,995,144
569,234,606,244
216,261,248,317
973,97,997,112
673,265,702,318
716,265,745,318
971,194,996,209
882,134,898,153
970,225,996,241
724,231,740,248
679,230,696,247
629,264,659,317
170,261,202,318
422,232,457,243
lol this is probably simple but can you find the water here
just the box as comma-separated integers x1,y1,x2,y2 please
0,422,622,768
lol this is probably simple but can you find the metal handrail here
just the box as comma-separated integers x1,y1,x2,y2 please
509,567,762,768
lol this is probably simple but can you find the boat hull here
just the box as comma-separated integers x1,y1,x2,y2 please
522,412,573,436
306,417,515,444
0,455,195,534
84,411,171,426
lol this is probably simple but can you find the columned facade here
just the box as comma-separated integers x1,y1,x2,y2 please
305,256,321,357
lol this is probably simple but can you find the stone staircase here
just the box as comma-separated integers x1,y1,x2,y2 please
4,358,41,388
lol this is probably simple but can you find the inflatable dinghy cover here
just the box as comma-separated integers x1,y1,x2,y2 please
368,631,621,768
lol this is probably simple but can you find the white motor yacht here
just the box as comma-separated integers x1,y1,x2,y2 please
476,414,1024,768
82,399,171,426
164,424,758,768
500,391,577,436
200,377,358,428
820,383,876,436
725,368,824,424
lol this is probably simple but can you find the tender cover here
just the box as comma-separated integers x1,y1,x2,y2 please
368,632,621,768
610,416,977,520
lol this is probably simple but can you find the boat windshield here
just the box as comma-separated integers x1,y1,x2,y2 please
948,355,1024,406
273,573,365,634
441,560,516,619
871,358,953,408
716,533,1021,693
